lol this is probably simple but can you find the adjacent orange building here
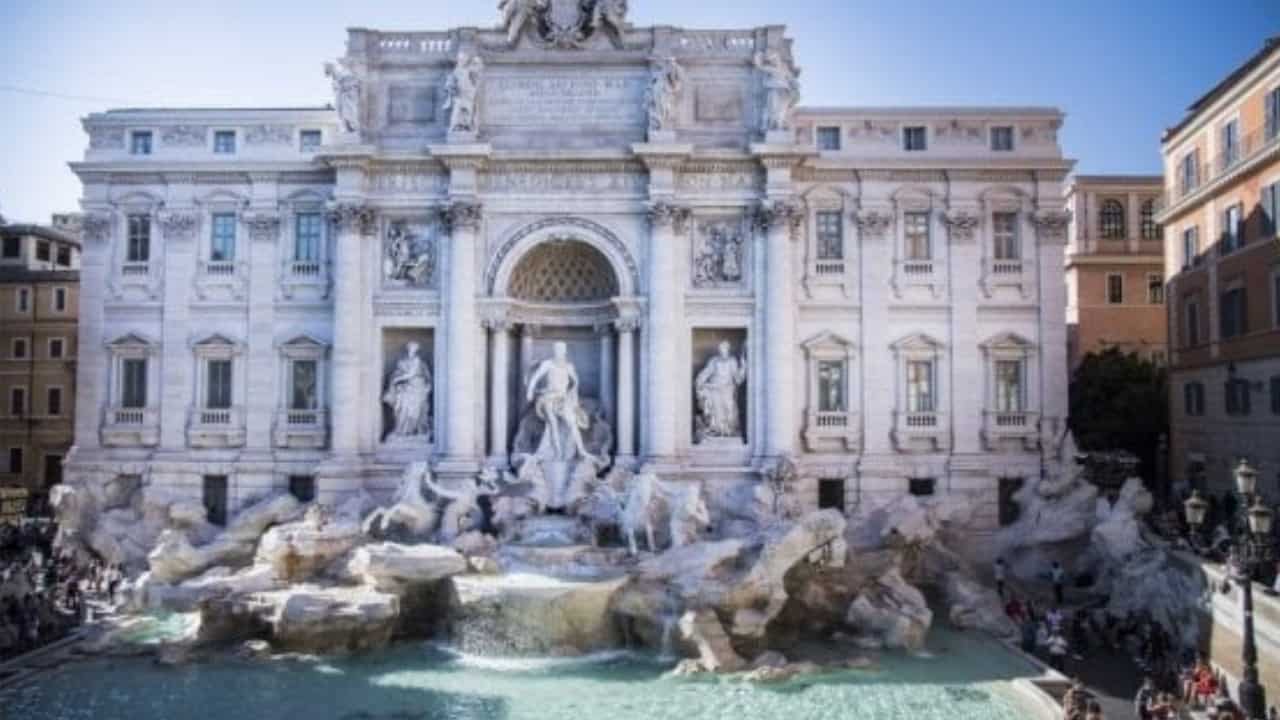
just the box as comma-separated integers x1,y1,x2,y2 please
1156,37,1280,499
1065,175,1167,370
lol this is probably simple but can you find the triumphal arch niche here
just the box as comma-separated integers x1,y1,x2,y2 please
323,0,803,494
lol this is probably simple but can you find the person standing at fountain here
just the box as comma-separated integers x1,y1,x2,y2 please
526,341,596,464
383,342,432,439
1050,560,1066,605
993,557,1007,599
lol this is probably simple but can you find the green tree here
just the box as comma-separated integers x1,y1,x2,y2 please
1068,348,1168,487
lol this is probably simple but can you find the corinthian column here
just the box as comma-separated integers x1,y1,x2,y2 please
484,312,513,462
644,202,690,461
756,200,803,457
327,203,375,456
443,201,483,463
614,314,640,459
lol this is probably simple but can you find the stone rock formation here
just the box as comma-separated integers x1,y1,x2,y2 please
447,573,627,656
843,567,933,651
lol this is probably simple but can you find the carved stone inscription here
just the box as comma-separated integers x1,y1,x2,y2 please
483,72,646,127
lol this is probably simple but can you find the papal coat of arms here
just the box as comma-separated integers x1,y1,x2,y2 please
498,0,628,49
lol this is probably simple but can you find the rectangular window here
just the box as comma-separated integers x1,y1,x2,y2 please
1267,86,1280,140
127,214,151,262
8,448,22,474
10,387,26,416
291,360,318,411
1221,119,1240,169
294,212,323,262
817,478,845,514
299,130,322,152
1106,273,1124,304
908,478,936,497
49,338,64,359
1222,204,1243,254
992,212,1019,260
1271,376,1280,415
1180,151,1198,194
122,358,148,408
903,126,927,151
210,213,236,262
817,360,845,412
203,475,228,527
815,211,843,260
130,131,152,155
1220,287,1248,339
16,287,29,313
12,338,28,359
47,387,62,417
1184,382,1206,416
1183,226,1199,267
1274,272,1280,328
816,126,841,151
53,287,66,312
1264,182,1280,238
56,245,71,266
206,359,233,409
289,475,316,503
1147,274,1165,305
1,237,19,258
998,477,1024,526
906,360,934,413
35,241,50,262
213,130,236,154
904,211,931,260
1185,299,1201,347
990,126,1014,152
1225,379,1251,416
995,360,1024,412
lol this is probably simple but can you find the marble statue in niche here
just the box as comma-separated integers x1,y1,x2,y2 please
645,56,684,135
754,49,800,133
526,342,597,464
695,341,747,442
383,342,432,440
693,220,744,287
818,360,845,412
324,60,362,135
384,221,436,287
444,51,485,133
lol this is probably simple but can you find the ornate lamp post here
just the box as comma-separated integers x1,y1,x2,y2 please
1185,459,1272,719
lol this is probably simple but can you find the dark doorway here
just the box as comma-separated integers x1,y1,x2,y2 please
818,478,846,514
289,475,316,503
998,477,1025,527
203,475,229,526
43,454,63,489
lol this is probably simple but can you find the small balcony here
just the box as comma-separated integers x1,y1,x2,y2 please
202,260,237,277
289,260,323,278
102,406,160,447
120,261,151,277
273,408,329,449
981,410,1040,451
891,410,949,452
803,410,859,452
187,406,246,448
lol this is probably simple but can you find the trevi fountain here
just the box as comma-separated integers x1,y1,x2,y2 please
5,2,1206,719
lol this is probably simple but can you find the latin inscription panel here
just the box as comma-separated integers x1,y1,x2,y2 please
482,70,647,128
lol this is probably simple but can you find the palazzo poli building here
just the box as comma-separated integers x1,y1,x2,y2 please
65,3,1073,531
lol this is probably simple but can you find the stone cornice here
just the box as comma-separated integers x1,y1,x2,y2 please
631,143,695,170
427,143,494,171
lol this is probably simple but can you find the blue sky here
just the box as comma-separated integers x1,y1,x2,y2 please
1,0,1277,223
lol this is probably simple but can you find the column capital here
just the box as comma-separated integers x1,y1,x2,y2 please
942,209,981,244
613,316,642,333
245,212,281,243
1031,209,1072,244
646,201,691,234
326,202,376,236
753,199,804,239
442,200,483,233
157,211,200,242
82,212,115,244
852,208,894,240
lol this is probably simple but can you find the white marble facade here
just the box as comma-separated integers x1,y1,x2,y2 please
65,2,1073,531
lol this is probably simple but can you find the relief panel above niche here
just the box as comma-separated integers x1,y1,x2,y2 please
386,84,438,126
694,84,745,125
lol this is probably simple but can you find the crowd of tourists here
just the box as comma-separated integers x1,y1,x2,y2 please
0,520,122,661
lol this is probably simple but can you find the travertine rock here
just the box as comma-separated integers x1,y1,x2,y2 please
447,573,626,656
941,571,1016,637
346,542,467,591
844,567,932,652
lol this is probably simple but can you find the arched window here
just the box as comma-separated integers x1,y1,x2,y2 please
1140,200,1161,240
1100,199,1126,239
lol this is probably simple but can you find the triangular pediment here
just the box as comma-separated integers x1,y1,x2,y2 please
891,332,944,351
980,331,1034,350
801,330,856,351
106,332,157,348
192,333,239,348
279,333,330,349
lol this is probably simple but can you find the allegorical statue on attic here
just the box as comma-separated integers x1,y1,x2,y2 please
324,60,361,135
498,0,628,48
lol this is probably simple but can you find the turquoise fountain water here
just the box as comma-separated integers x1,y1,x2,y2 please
3,627,1045,720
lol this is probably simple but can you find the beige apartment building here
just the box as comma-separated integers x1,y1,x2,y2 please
1156,36,1280,500
1065,175,1167,369
0,215,81,509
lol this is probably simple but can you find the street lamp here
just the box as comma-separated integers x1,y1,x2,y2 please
1185,458,1272,720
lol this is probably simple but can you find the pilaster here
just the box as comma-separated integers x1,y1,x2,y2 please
157,207,200,451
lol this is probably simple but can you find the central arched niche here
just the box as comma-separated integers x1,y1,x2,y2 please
507,238,619,304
